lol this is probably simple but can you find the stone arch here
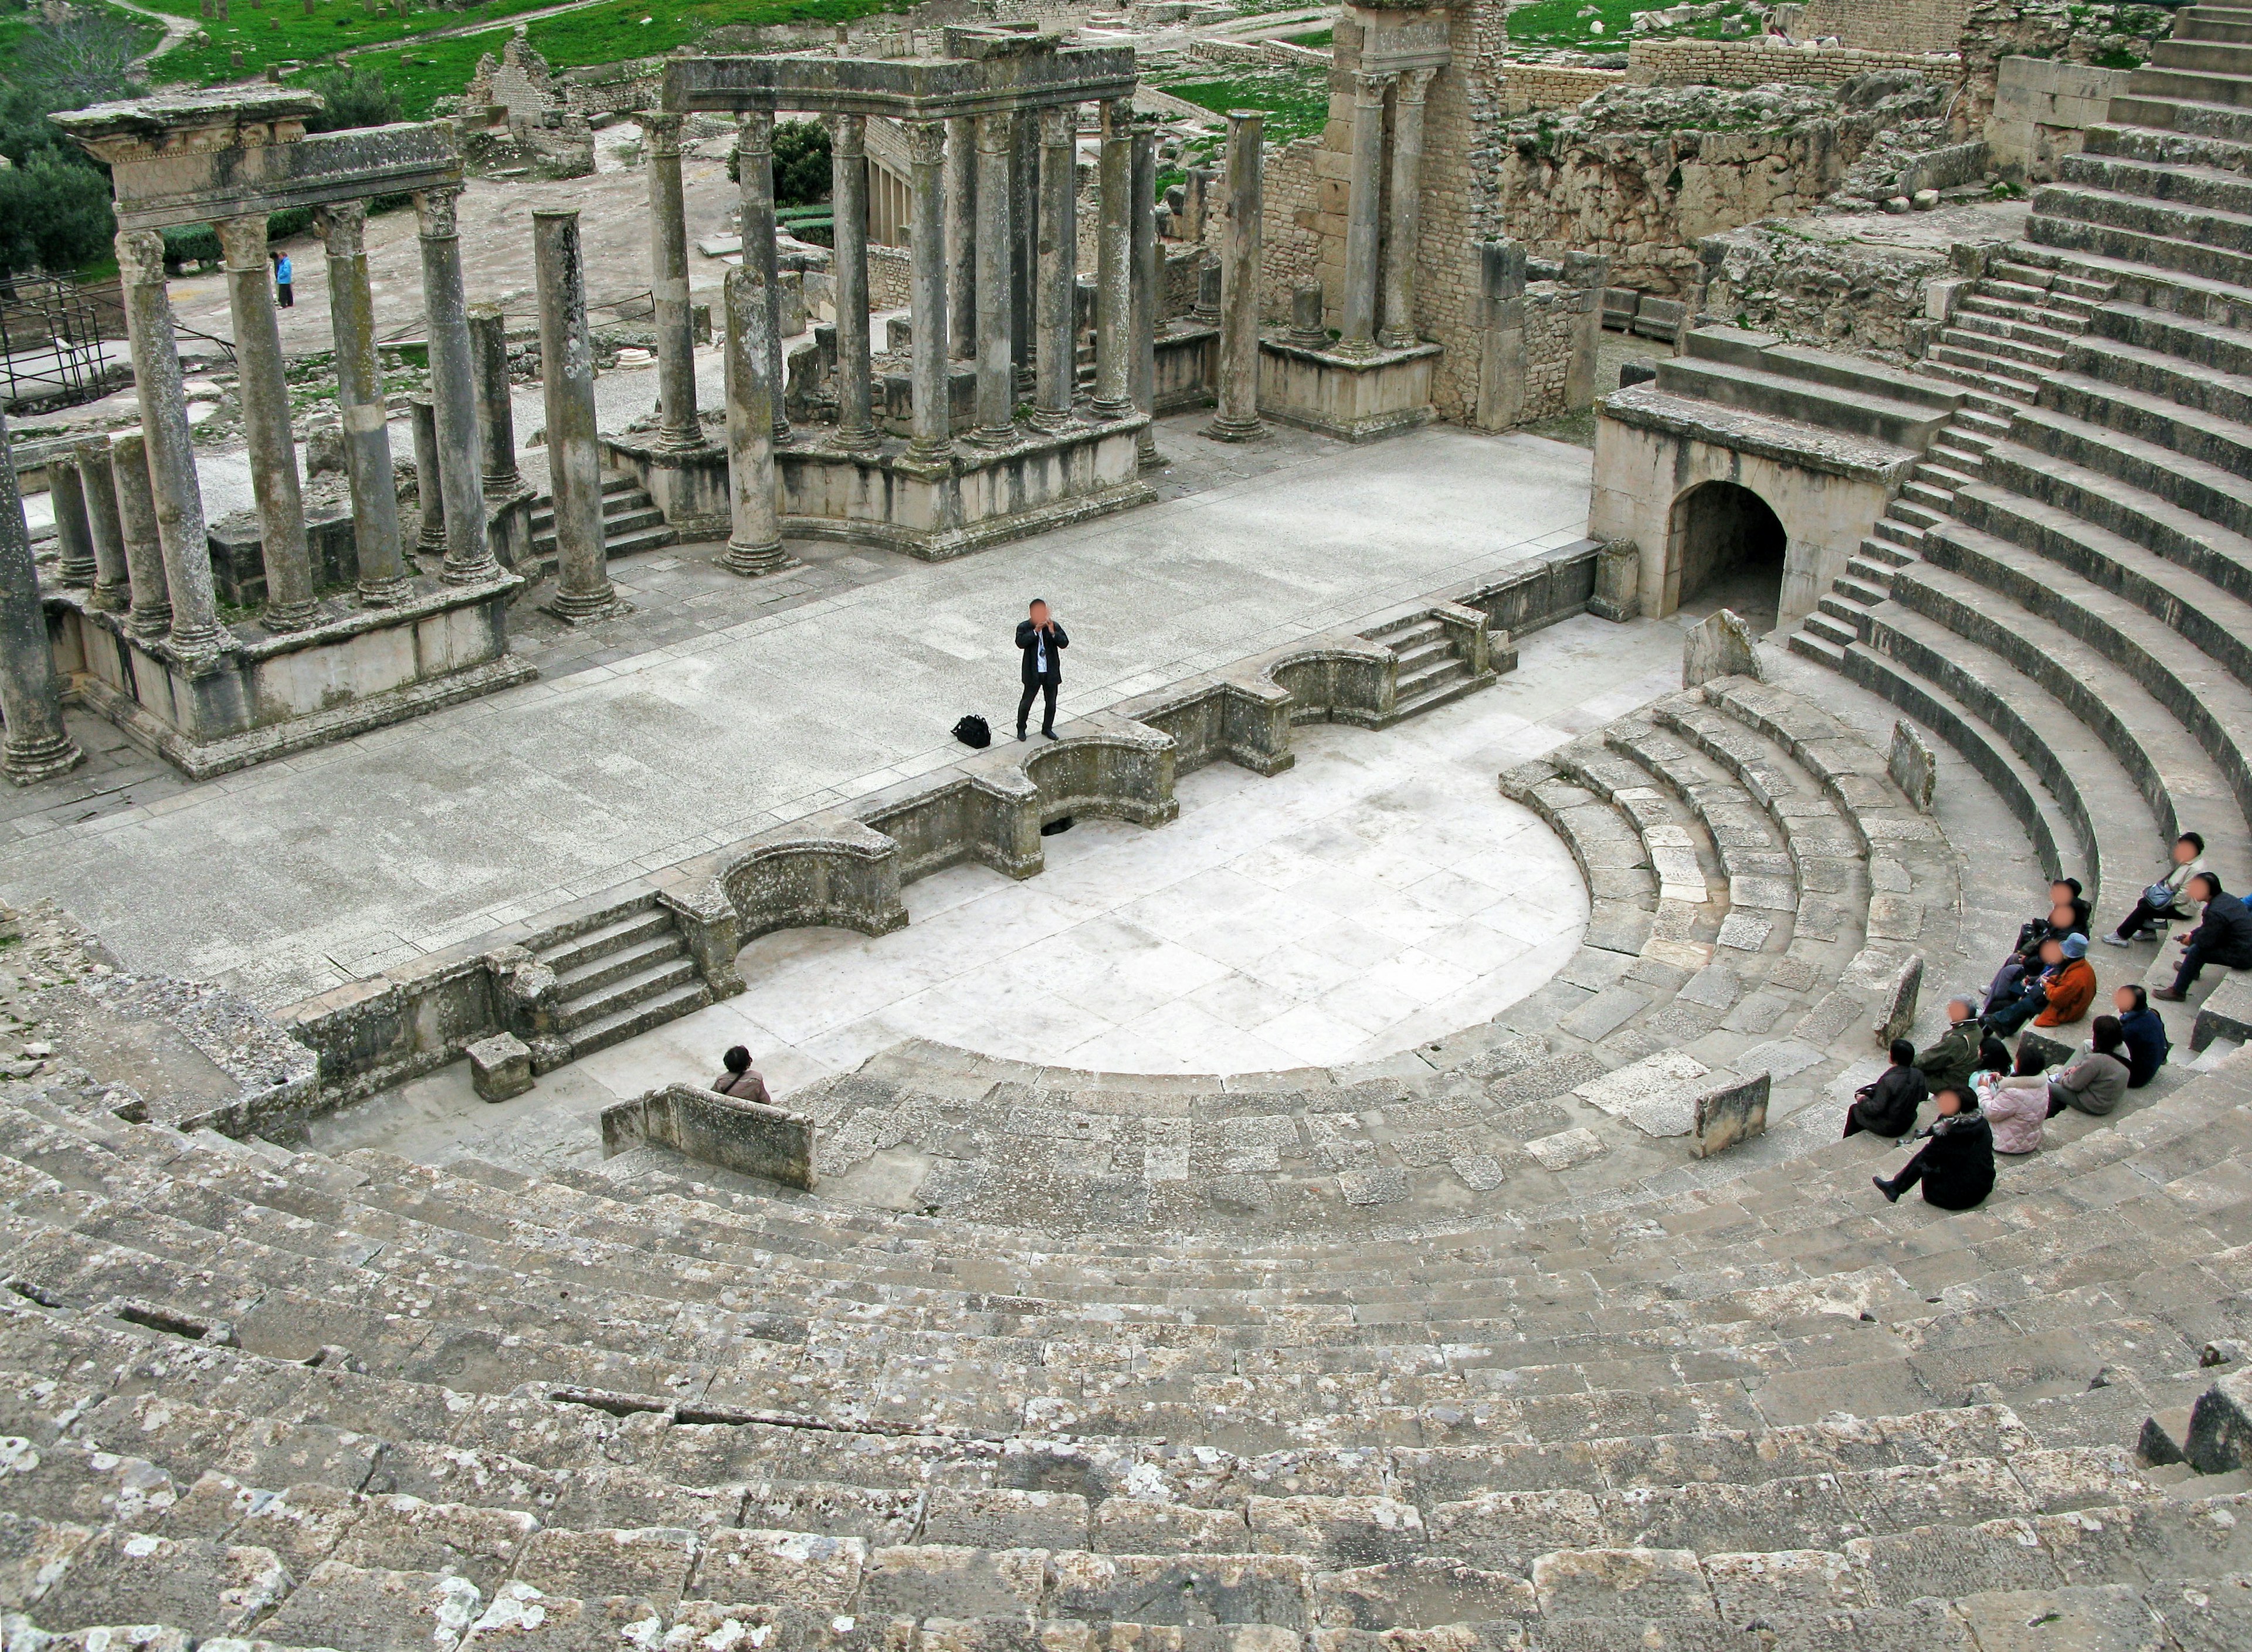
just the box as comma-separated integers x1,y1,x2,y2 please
1667,479,1788,633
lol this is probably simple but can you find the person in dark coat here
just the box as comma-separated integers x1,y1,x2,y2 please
2156,874,2252,1000
2114,983,2169,1087
1989,894,2087,1008
1015,598,1069,742
1872,1085,1996,1211
1913,997,1982,1092
1846,1038,1927,1138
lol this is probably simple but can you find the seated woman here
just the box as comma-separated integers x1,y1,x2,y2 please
2101,833,2207,947
1845,1039,1927,1139
1872,1085,1996,1211
1980,1043,2052,1156
2043,1015,2132,1118
2115,983,2170,1088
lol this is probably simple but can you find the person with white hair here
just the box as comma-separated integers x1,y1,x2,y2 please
1912,995,1982,1092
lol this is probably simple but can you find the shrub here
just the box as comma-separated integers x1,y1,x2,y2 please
728,116,832,207
299,63,406,131
0,151,117,279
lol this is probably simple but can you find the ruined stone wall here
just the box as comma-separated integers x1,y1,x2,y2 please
1520,282,1582,423
1954,1,2175,138
1627,37,1966,87
1497,65,1628,114
1196,132,1321,324
868,243,911,311
1699,221,1959,360
1792,0,1970,53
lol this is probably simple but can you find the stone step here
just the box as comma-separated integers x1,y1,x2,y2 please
530,519,675,562
551,931,692,1003
2036,181,2252,266
2060,150,2252,222
2084,114,2252,177
559,979,713,1061
1654,357,1955,448
1868,522,1924,558
1899,480,1956,513
2152,35,2252,76
1940,321,2069,371
1927,341,2047,386
2125,65,2252,110
1951,299,2083,350
2091,298,2252,384
2025,209,2252,296
554,956,704,1033
533,907,680,975
1914,358,2040,409
1988,260,2118,305
2039,367,2252,515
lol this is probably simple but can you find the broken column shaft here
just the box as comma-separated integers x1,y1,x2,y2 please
217,212,317,629
320,200,409,605
723,264,793,577
76,441,130,613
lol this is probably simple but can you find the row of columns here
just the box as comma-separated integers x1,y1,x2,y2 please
1338,66,1434,357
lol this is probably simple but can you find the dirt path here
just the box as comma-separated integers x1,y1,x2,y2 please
109,0,201,69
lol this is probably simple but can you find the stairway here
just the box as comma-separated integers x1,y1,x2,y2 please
528,905,710,1065
527,474,674,567
1361,610,1484,717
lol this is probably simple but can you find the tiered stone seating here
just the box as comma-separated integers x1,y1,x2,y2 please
1795,1,2252,918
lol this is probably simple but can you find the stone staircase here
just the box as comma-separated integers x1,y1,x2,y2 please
1361,610,1484,718
530,906,713,1067
528,474,674,568
1789,0,2252,916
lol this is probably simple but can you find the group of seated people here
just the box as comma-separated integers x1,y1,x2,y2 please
1847,832,2252,1212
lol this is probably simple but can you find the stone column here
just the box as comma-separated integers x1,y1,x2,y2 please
1473,238,1527,434
110,433,173,639
1379,67,1434,350
829,114,879,452
533,209,619,622
723,265,793,576
736,111,792,442
47,454,96,588
904,120,951,464
0,412,82,786
76,440,130,613
1011,111,1037,387
1564,250,1611,412
645,110,704,451
216,213,316,629
1339,73,1391,355
972,110,1016,446
1204,110,1264,443
409,396,446,555
469,304,521,497
1092,99,1133,420
416,185,499,584
944,115,976,364
1033,104,1078,432
1130,116,1160,467
116,230,221,660
318,200,409,605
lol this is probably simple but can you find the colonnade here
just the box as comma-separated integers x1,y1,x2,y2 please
1338,66,1434,357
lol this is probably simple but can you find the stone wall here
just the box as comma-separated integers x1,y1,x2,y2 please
1520,282,1583,423
1984,55,2136,183
868,243,911,311
1697,221,1960,361
1497,64,1629,115
1953,1,2175,140
1627,36,1966,86
1791,0,1970,53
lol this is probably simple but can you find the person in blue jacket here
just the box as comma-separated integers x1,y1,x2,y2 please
2114,982,2170,1088
272,248,293,308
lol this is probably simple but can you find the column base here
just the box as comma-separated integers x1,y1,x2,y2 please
1202,412,1267,443
3,732,86,788
1136,428,1160,470
773,416,793,445
442,557,505,588
657,430,711,455
263,599,319,633
416,532,449,558
723,540,800,578
829,425,885,456
1030,408,1074,435
127,606,174,642
481,475,524,500
543,585,632,626
358,575,414,608
966,426,1018,451
91,582,131,615
1090,397,1132,422
1378,327,1419,351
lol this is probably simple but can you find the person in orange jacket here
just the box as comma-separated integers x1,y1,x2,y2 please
2033,932,2098,1027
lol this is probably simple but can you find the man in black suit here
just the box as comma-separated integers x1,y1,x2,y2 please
1015,598,1068,741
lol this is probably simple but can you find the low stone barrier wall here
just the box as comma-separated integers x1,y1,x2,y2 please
1497,65,1629,115
602,1082,816,1188
1187,37,1332,69
1627,38,1966,87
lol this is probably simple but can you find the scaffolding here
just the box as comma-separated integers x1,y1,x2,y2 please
0,274,126,411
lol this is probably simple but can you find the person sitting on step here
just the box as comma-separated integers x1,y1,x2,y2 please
2155,873,2252,1002
2041,1014,2132,1119
1912,996,1983,1092
2101,833,2207,948
2115,982,2169,1088
1987,934,2096,1037
711,1044,772,1105
1872,1084,1995,1211
1845,1038,1927,1139
1987,891,2087,1010
1979,1041,2051,1156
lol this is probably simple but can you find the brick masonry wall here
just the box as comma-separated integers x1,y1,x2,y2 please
1626,38,1966,86
1792,0,1970,53
1498,65,1629,113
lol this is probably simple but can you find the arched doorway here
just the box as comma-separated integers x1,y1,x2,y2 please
1671,480,1786,633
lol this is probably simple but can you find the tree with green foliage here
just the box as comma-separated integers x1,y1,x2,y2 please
0,6,155,278
0,150,118,279
726,117,831,207
11,4,148,113
299,63,405,133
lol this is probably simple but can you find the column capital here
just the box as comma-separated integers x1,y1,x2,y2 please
214,213,269,273
1098,97,1132,137
1352,70,1394,106
904,119,947,167
415,184,464,239
973,108,1012,154
115,228,165,287
830,111,866,157
1037,105,1074,148
1396,65,1437,104
316,198,368,258
643,109,683,154
736,108,773,154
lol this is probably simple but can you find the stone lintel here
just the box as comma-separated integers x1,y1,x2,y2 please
1598,385,1921,486
49,86,325,155
93,122,463,232
663,49,1139,121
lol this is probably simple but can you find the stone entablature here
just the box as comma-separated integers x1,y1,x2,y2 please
1627,37,1966,87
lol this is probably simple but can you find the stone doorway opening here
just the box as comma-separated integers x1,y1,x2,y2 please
1671,479,1786,635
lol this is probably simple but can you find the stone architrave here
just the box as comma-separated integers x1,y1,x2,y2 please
115,229,222,662
1338,72,1390,356
109,433,173,639
903,119,951,466
216,213,316,629
1204,110,1264,443
76,441,130,613
318,200,409,605
1888,720,1936,812
0,412,84,786
944,114,976,364
723,266,794,576
1032,105,1077,432
971,109,1016,446
532,209,621,623
47,455,96,588
1379,68,1434,350
1130,115,1159,468
644,111,704,452
468,304,522,498
409,395,446,554
829,114,880,452
1091,98,1132,420
1683,608,1765,689
735,110,791,442
415,185,500,585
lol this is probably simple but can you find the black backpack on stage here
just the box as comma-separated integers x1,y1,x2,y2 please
952,714,991,749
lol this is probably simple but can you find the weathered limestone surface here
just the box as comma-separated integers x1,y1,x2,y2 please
533,208,620,623
0,413,84,786
1683,608,1765,688
604,1082,817,1188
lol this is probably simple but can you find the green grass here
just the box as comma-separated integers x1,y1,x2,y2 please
1505,0,1761,53
1154,67,1331,153
1283,25,1331,48
151,0,561,89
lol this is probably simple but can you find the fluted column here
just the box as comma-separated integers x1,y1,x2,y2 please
1380,69,1434,350
1130,115,1159,467
116,229,221,660
1033,104,1078,431
829,115,879,452
736,111,791,443
1339,72,1391,356
972,110,1016,446
47,454,95,588
319,201,409,605
0,411,82,786
904,120,951,464
645,111,704,451
1092,98,1132,420
533,209,620,622
944,115,976,364
218,213,316,628
723,265,793,576
469,304,521,498
110,433,172,639
76,439,130,613
416,185,499,584
1204,110,1265,443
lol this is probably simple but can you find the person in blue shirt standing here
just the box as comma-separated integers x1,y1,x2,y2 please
272,248,293,308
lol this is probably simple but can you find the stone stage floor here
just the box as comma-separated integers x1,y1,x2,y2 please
0,412,1595,1007
305,612,1691,1168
